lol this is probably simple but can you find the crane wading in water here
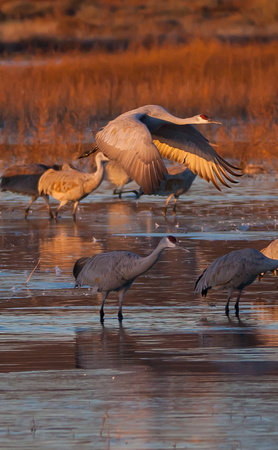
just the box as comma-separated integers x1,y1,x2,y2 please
38,152,109,220
195,248,278,317
137,165,197,217
78,105,243,194
73,235,189,322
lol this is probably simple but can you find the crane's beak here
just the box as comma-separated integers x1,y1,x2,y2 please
207,118,222,124
76,145,98,160
177,243,190,252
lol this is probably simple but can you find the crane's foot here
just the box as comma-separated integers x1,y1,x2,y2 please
133,190,141,199
113,189,122,199
225,305,229,317
100,310,105,323
118,311,123,322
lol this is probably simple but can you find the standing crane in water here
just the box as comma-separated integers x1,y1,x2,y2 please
138,164,197,217
38,152,109,220
78,105,242,195
195,248,278,317
73,235,188,322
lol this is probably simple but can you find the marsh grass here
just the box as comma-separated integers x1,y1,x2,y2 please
0,39,277,171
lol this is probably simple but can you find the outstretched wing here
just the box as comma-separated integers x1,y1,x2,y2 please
95,113,167,195
152,123,242,190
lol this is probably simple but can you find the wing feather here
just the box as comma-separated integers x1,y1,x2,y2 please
217,165,239,184
152,123,242,188
96,114,167,194
208,166,221,190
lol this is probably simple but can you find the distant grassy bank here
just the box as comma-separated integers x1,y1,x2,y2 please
0,39,277,171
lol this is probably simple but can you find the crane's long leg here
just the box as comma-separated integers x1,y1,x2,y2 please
172,196,179,216
113,187,122,199
118,288,127,322
113,188,141,199
25,194,39,219
225,296,231,316
54,200,68,220
234,290,242,318
100,292,108,323
163,193,175,218
225,289,234,316
72,201,79,221
41,193,54,219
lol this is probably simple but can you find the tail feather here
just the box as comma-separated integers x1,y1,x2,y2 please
194,269,211,297
73,257,90,280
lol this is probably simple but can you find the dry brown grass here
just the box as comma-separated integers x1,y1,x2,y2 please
0,39,277,171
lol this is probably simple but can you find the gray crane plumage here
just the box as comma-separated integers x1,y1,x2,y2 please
91,104,242,195
38,152,109,220
73,235,185,322
138,164,197,216
195,248,278,317
0,162,61,218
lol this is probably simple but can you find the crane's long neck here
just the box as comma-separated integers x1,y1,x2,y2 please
131,240,168,278
141,110,202,134
265,258,278,272
84,159,106,194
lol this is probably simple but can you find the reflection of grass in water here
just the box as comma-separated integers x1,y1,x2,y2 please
0,40,277,170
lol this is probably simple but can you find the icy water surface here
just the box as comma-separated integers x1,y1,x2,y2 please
1,173,278,448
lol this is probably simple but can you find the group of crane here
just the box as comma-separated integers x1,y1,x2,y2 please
1,104,277,321
1,104,242,220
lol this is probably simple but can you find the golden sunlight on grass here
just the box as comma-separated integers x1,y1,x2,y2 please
0,39,277,170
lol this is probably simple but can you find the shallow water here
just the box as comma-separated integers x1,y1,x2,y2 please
1,173,278,448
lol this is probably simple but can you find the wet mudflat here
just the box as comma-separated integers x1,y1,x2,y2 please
1,173,278,448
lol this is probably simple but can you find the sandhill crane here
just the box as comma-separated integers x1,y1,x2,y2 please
0,163,61,218
79,105,242,194
138,164,197,216
73,235,188,322
38,152,109,220
195,248,278,317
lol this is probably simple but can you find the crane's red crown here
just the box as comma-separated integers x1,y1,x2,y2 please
200,114,208,120
167,235,177,243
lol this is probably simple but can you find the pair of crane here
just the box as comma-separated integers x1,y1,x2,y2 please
1,104,241,219
73,236,278,322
